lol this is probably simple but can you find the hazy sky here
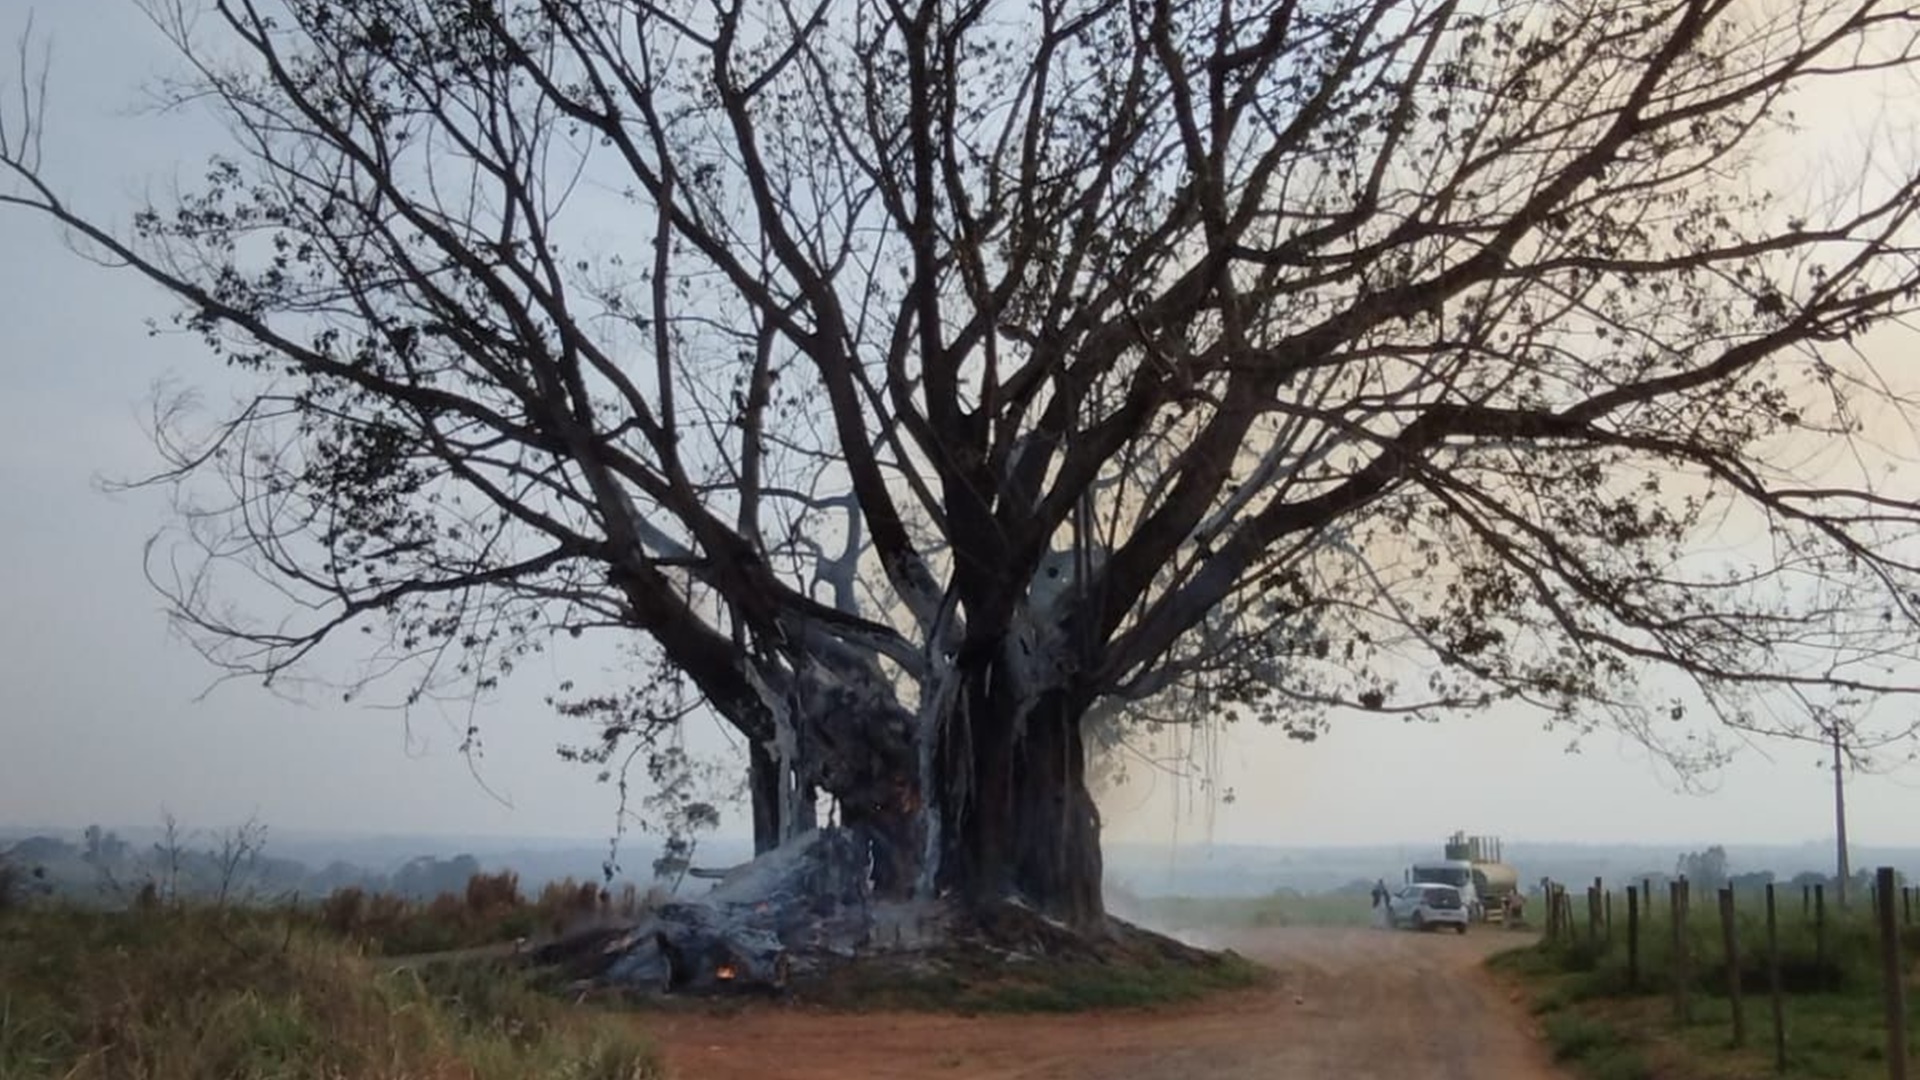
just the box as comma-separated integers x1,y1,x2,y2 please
2,0,1916,854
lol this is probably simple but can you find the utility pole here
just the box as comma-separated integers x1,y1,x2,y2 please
1832,723,1851,910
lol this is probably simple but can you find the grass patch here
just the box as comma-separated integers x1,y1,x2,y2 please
0,905,659,1080
1543,1012,1631,1061
792,919,1271,1014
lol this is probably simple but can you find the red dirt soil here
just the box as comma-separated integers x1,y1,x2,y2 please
647,925,1570,1079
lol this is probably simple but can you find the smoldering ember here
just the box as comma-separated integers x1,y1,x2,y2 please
8,0,1920,985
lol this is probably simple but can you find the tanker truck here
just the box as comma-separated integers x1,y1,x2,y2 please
1407,832,1521,924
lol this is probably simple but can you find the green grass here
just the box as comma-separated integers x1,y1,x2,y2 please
0,904,660,1080
1540,1011,1654,1079
1493,893,1920,1080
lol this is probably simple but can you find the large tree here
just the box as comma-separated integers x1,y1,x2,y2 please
8,0,1920,928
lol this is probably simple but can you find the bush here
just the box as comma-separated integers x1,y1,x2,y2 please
318,886,366,935
314,880,521,956
465,870,522,916
535,878,606,934
0,849,52,912
0,857,21,912
308,873,653,957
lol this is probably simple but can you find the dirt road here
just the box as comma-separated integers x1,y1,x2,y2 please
648,926,1569,1080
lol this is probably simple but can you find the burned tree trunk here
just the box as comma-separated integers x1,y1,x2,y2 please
1006,695,1105,928
747,740,819,856
779,661,925,895
735,642,1104,930
748,742,782,856
936,664,1105,929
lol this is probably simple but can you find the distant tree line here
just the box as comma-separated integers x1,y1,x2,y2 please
2,825,534,907
1613,845,1893,898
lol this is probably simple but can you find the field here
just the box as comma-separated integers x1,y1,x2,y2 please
1494,884,1920,1080
0,867,1286,1079
1118,888,1376,931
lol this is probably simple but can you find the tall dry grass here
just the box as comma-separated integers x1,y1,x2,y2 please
0,905,658,1080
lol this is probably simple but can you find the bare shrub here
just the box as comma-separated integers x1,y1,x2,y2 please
364,891,408,928
0,854,22,912
319,886,367,936
531,877,603,936
463,870,521,916
424,892,465,924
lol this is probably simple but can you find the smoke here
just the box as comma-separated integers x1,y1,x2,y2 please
1104,879,1224,949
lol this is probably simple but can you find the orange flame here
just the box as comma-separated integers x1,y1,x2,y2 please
715,964,737,981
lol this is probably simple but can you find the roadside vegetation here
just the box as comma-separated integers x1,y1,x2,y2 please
0,836,1269,1076
312,871,657,956
1,819,670,958
0,900,659,1080
1494,887,1920,1080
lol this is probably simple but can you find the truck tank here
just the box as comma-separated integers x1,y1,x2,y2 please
1471,861,1520,899
1443,831,1521,922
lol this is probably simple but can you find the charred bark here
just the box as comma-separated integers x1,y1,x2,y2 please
837,781,920,898
747,740,819,856
748,741,782,856
785,663,923,896
543,828,870,994
738,647,1104,930
936,660,1105,929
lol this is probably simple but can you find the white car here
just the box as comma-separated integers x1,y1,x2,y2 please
1386,882,1471,933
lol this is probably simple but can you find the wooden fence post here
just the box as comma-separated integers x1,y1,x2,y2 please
1672,879,1692,1024
1816,883,1829,985
1685,876,1695,1023
1720,886,1746,1047
1589,883,1602,946
1628,885,1641,991
1766,883,1787,1073
1804,883,1812,919
1877,867,1909,1080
